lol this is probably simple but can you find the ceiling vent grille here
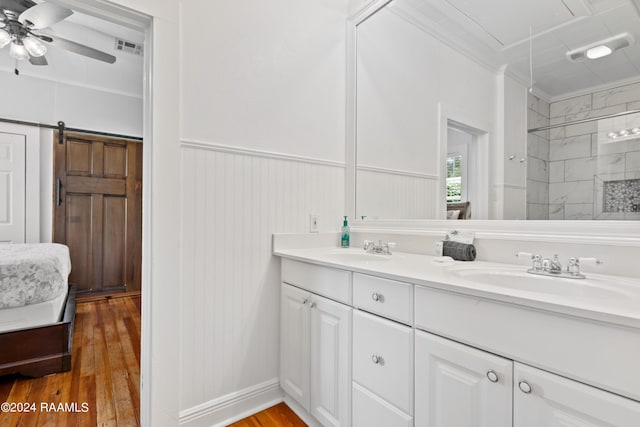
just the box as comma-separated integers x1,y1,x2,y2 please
115,38,143,56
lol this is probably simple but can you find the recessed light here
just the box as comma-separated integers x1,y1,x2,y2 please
586,45,612,59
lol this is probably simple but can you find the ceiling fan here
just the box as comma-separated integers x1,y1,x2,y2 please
0,0,116,70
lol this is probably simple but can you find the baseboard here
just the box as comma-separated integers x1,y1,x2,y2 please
283,395,323,427
178,378,283,427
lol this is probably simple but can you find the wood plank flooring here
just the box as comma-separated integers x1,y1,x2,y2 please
228,403,306,427
0,296,141,427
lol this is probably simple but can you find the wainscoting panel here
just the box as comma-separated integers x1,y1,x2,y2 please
356,167,438,219
179,143,345,424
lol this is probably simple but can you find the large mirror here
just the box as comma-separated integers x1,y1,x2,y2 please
352,0,640,221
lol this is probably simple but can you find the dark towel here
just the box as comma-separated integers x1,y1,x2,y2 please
442,241,476,261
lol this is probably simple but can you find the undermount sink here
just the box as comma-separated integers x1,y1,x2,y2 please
323,249,392,263
450,267,634,300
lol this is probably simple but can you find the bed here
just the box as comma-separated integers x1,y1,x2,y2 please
0,243,76,377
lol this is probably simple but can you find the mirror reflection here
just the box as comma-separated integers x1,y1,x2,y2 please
355,0,640,221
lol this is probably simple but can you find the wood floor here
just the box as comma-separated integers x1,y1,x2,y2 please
229,403,306,427
0,296,141,427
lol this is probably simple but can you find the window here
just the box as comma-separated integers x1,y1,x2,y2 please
447,154,462,203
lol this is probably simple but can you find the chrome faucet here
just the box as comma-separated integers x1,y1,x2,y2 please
363,240,395,255
516,252,602,279
541,254,563,274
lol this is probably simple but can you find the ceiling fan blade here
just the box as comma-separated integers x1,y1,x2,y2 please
45,35,116,64
19,2,72,29
0,0,36,15
28,55,47,66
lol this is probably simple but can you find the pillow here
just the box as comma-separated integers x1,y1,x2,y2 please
447,209,460,220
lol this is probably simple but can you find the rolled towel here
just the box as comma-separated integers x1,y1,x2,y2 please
442,241,476,261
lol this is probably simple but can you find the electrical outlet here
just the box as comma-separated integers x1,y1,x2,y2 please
309,214,320,233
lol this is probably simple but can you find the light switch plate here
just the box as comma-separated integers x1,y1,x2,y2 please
309,214,320,233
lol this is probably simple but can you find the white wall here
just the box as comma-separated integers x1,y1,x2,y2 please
178,0,348,425
357,7,440,175
499,74,528,220
180,1,346,163
0,72,143,137
355,5,498,220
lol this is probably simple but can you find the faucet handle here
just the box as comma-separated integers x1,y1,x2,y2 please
363,240,373,251
386,242,396,254
567,257,580,275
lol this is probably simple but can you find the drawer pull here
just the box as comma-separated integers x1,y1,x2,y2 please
518,381,532,394
371,354,384,365
302,298,308,305
371,292,384,302
309,302,317,308
486,370,499,383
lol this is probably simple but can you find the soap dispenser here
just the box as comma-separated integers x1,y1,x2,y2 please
341,216,350,248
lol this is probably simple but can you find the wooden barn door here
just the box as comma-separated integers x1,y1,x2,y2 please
53,132,142,295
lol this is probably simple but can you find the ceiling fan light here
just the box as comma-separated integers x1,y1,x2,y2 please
586,45,612,59
0,29,11,48
9,41,29,60
23,37,46,57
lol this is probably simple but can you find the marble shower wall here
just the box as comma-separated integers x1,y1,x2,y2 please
527,93,550,219
547,81,640,220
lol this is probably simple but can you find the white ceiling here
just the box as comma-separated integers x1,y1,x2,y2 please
0,0,144,97
389,0,640,100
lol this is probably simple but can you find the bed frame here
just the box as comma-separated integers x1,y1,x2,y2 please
0,285,77,377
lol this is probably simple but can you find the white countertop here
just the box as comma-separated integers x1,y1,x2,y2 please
273,245,640,329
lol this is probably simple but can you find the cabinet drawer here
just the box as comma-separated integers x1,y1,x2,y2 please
353,310,413,414
282,258,351,304
353,273,412,324
353,382,412,427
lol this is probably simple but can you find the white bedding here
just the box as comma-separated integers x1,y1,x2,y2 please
0,243,71,309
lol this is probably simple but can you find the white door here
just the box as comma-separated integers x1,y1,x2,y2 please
415,330,512,427
514,362,640,427
280,283,311,411
310,293,351,427
0,132,26,243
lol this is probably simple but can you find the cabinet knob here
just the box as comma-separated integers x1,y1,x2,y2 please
518,381,532,394
486,370,499,383
302,299,308,305
371,354,384,365
371,292,383,302
309,302,316,308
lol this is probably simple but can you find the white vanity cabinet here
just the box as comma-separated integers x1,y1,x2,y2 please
276,249,640,427
280,259,352,427
415,330,513,427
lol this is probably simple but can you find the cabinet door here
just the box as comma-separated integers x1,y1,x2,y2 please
280,283,311,411
415,330,512,427
310,293,352,427
514,362,640,427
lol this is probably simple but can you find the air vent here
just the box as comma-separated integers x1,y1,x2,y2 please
566,33,634,62
115,38,143,56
